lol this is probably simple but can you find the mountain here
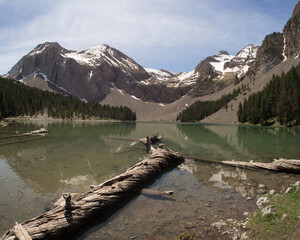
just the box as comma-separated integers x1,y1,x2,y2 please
6,42,192,103
183,45,258,97
6,42,151,102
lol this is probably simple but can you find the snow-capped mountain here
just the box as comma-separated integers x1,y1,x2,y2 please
225,44,258,78
197,45,259,81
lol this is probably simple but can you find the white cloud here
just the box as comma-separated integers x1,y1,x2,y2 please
0,0,294,74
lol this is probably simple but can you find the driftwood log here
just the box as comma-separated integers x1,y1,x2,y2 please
188,156,300,174
1,146,184,240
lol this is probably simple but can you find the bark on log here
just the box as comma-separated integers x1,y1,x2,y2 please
1,147,184,240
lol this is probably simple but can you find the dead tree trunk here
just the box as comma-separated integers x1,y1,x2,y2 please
1,147,184,240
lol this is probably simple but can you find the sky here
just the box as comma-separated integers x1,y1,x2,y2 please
0,0,299,75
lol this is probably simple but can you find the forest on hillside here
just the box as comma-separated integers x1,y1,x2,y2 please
176,87,243,122
238,64,300,126
0,77,136,121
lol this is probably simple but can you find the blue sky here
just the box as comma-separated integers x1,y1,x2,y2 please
0,0,298,74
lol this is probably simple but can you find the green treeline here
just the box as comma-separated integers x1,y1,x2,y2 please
238,64,300,126
177,87,242,122
0,77,136,121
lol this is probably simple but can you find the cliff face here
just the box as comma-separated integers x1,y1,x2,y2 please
248,32,284,77
284,1,300,58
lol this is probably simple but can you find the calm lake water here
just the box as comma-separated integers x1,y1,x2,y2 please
0,121,299,239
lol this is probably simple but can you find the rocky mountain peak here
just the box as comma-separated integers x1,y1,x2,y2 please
218,50,230,55
283,1,300,58
28,42,66,56
235,44,258,59
82,44,113,56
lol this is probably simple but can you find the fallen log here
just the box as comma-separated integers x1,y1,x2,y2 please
0,128,48,141
222,158,300,174
187,156,300,174
1,146,184,240
13,128,48,137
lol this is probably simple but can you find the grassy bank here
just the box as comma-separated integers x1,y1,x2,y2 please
249,182,300,240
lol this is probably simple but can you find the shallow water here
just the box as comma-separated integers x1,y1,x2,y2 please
0,122,299,238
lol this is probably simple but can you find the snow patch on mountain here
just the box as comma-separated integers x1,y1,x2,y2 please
236,44,258,59
209,52,235,74
283,35,288,61
145,68,175,80
177,70,195,81
20,72,87,102
130,95,141,101
29,43,51,56
110,82,124,95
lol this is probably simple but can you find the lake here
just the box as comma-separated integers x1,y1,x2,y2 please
0,121,299,239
